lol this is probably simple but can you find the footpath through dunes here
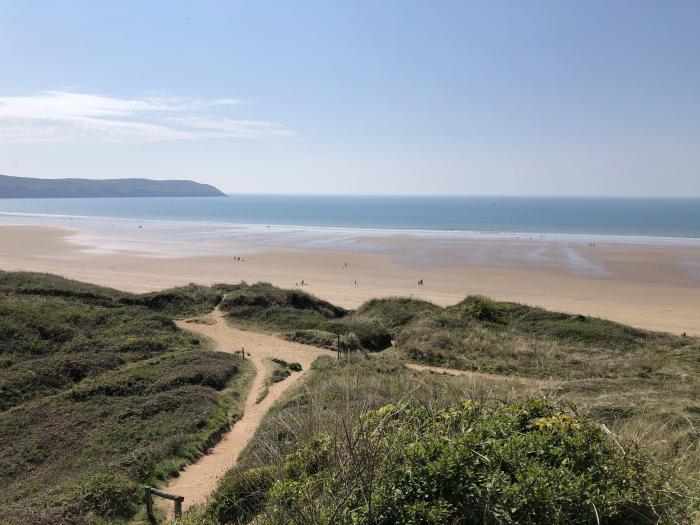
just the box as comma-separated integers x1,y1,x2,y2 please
159,307,332,515
405,363,543,384
404,363,556,392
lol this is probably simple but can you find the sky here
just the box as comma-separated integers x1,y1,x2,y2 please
1,1,699,196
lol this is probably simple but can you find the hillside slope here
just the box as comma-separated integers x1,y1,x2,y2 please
0,272,250,524
0,174,225,198
1,275,697,524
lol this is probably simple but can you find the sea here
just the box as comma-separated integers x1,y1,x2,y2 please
0,195,699,240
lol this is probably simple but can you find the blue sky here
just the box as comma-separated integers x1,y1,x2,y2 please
1,1,699,195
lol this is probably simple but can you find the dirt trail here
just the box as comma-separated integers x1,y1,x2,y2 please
405,363,548,387
159,308,331,515
405,363,518,381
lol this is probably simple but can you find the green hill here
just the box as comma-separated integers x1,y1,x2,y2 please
0,174,225,198
0,272,251,523
0,273,697,524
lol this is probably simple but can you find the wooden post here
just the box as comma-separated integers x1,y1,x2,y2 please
144,486,155,524
145,486,184,522
337,334,341,360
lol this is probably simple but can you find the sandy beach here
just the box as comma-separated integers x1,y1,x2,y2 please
1,223,699,335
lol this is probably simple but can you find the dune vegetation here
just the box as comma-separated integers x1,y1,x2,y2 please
219,282,392,352
0,272,252,524
1,274,698,524
183,285,700,525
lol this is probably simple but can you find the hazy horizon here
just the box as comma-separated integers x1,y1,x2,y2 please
3,174,700,200
1,1,699,197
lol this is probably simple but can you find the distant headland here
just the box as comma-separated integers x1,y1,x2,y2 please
0,174,226,198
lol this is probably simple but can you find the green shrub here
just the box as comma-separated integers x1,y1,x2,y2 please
456,295,503,323
220,282,346,319
263,399,692,524
356,297,442,335
281,329,338,350
270,367,291,384
71,472,139,519
208,465,276,524
120,284,223,316
344,321,392,351
271,358,302,373
340,332,361,352
222,283,391,352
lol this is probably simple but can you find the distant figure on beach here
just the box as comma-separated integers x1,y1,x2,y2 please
354,280,357,286
417,279,424,286
682,331,687,337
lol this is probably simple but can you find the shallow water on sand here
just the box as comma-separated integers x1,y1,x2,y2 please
1,195,700,238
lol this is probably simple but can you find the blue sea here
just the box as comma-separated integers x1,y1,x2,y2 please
0,195,699,239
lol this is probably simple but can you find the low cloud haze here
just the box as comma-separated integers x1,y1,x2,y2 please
0,91,296,143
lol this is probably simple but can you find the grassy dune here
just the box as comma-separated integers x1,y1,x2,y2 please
191,354,697,524
219,282,393,352
0,272,253,524
187,287,700,524
1,275,698,523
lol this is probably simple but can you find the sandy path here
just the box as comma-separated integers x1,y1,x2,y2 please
405,363,551,388
406,362,512,380
158,308,332,516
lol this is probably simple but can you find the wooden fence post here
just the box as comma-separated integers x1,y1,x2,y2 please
145,486,185,523
145,486,155,523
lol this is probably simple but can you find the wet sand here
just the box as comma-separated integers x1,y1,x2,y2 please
0,224,698,335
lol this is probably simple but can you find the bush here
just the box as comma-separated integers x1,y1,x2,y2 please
208,465,276,524
346,321,392,352
120,284,223,316
271,358,302,373
356,297,442,335
221,283,391,352
456,295,503,323
340,332,361,352
220,282,346,319
263,400,692,524
281,329,338,350
270,367,291,384
71,472,139,519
